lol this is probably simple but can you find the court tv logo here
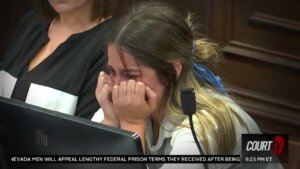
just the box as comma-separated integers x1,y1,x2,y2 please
242,134,288,163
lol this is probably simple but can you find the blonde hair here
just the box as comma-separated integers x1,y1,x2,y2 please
166,14,247,155
108,1,247,154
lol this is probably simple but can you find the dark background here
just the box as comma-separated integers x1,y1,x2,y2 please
1,0,299,168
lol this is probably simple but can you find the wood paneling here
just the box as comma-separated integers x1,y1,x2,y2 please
248,12,300,38
112,0,134,18
1,0,299,168
211,0,300,168
283,140,300,169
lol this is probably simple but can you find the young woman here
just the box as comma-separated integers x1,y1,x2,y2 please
92,2,283,169
0,0,115,118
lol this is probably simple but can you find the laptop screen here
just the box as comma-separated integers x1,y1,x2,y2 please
0,96,146,169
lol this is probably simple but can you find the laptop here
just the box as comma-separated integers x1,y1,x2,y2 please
0,96,146,169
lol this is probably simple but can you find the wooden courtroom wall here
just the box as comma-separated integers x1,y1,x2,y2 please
117,1,300,168
1,0,299,168
210,0,300,168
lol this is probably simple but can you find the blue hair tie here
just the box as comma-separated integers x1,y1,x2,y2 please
192,62,226,95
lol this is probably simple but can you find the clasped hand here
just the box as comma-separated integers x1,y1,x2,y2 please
95,72,157,127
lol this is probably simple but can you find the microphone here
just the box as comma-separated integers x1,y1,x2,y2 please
180,88,209,169
180,88,196,116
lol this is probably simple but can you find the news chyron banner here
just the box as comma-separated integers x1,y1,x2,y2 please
9,134,287,164
10,155,241,163
242,134,288,163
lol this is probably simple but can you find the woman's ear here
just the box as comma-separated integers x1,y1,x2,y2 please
173,62,182,79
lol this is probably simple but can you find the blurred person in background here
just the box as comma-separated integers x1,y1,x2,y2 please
0,0,115,119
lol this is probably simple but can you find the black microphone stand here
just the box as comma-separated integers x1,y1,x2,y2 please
180,88,209,169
